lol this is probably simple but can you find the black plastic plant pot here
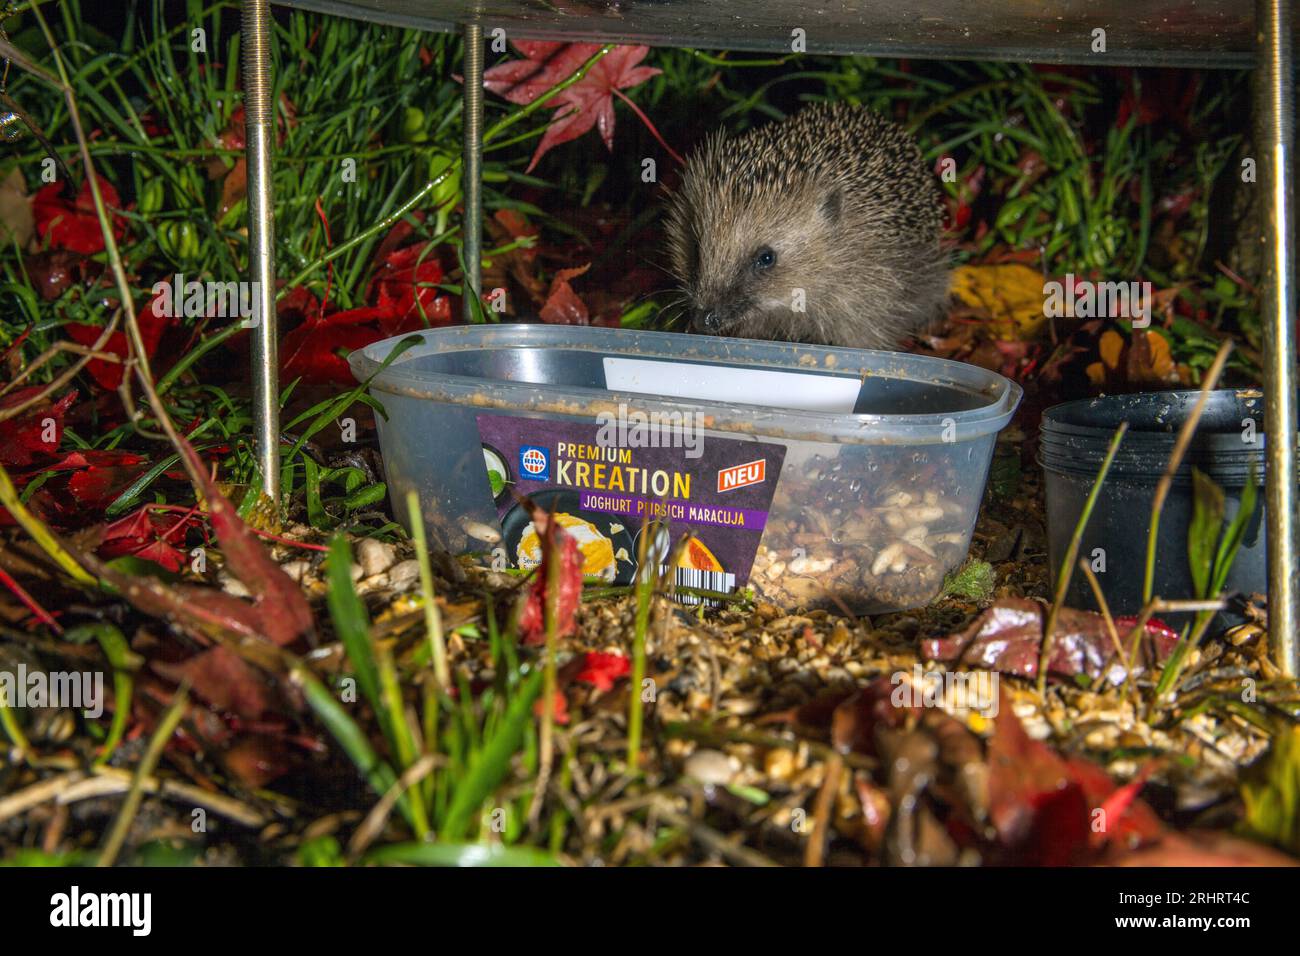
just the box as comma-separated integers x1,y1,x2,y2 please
1039,389,1270,625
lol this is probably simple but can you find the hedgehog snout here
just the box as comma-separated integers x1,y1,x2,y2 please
690,308,724,334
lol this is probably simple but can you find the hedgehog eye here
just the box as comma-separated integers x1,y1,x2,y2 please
752,247,777,272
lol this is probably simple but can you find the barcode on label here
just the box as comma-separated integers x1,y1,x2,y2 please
663,566,737,606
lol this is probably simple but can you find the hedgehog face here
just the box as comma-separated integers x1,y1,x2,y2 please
664,104,948,351
668,177,846,342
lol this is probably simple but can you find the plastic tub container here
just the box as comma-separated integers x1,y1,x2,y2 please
350,325,1022,613
1040,390,1270,621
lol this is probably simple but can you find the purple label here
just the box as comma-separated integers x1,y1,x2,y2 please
475,413,786,594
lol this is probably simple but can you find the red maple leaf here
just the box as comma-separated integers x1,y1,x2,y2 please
153,646,281,720
97,506,197,573
987,690,1164,865
280,306,394,386
572,651,630,692
66,289,174,391
484,42,661,172
367,243,453,329
280,243,453,386
0,442,150,531
539,264,591,325
64,449,150,513
31,174,127,255
516,508,584,647
0,388,76,468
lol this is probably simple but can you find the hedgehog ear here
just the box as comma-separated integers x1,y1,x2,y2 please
819,187,843,225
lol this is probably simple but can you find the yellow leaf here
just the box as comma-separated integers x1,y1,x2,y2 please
1111,329,1179,385
1140,329,1176,382
949,264,1049,339
1099,330,1125,370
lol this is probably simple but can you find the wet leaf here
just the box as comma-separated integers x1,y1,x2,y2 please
921,598,1178,684
30,174,126,255
367,243,452,327
0,388,75,468
66,292,173,391
539,263,591,325
830,676,917,756
153,647,279,720
280,306,398,387
97,507,194,574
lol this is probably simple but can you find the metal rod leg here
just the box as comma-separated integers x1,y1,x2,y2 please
462,22,483,323
243,0,280,505
1256,0,1299,675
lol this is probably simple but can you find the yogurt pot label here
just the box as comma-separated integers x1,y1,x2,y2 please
476,413,787,601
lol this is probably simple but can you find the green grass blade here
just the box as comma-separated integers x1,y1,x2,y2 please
324,537,383,720
440,667,543,841
292,662,414,830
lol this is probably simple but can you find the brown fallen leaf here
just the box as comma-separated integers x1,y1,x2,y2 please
61,436,314,722
0,167,34,247
217,158,247,221
829,676,918,756
539,263,591,325
920,597,1177,684
177,436,313,647
152,646,279,720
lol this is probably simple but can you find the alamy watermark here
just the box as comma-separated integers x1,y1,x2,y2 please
0,663,103,719
1043,273,1153,328
890,664,999,718
595,402,705,459
151,273,261,328
50,886,151,936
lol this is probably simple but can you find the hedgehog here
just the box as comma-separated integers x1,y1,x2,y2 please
663,102,949,350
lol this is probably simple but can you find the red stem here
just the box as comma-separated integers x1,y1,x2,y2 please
611,87,685,166
0,564,63,633
140,503,329,552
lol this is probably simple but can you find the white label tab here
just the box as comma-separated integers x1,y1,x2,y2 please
602,357,859,413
